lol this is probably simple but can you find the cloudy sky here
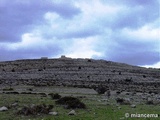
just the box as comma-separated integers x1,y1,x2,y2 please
0,0,160,68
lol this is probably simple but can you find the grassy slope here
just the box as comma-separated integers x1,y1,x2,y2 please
0,93,159,120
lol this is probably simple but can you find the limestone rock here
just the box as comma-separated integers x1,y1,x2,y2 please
131,104,136,108
49,111,58,116
0,106,8,111
12,102,18,107
68,110,76,115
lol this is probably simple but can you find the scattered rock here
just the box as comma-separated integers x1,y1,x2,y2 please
49,111,58,116
131,104,136,108
12,102,18,107
0,106,8,111
68,110,76,115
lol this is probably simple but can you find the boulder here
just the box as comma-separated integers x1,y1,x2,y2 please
0,106,8,111
68,110,76,115
131,104,136,108
49,111,58,116
12,102,18,107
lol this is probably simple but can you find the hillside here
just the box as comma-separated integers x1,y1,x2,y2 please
0,57,160,93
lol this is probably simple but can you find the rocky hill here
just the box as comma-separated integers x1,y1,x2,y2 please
0,57,160,93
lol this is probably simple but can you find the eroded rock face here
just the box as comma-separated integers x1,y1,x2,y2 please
0,58,159,93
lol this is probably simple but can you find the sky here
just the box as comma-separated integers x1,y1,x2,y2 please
0,0,160,68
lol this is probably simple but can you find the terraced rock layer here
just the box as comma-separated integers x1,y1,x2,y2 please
0,58,160,93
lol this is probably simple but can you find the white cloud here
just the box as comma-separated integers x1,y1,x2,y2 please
76,0,122,15
63,37,103,58
6,31,58,51
142,61,160,68
122,26,160,41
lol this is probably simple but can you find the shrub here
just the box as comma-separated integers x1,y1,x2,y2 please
17,104,53,115
28,88,33,91
146,100,154,105
55,96,86,109
143,75,146,78
3,87,14,91
11,68,15,72
49,93,61,99
125,77,132,82
116,91,121,95
5,91,19,94
93,86,108,94
87,59,91,62
116,98,131,105
116,98,124,103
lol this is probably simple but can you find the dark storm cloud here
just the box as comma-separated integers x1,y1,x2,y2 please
0,0,81,42
110,51,159,66
104,33,160,65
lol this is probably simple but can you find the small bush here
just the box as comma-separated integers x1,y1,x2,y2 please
93,86,107,94
28,88,33,91
87,59,92,62
3,87,14,91
12,68,15,72
21,92,32,94
116,98,131,105
17,104,53,115
125,77,132,82
49,93,61,99
116,91,121,95
5,91,19,94
143,75,146,78
116,98,124,103
146,100,154,105
55,96,86,109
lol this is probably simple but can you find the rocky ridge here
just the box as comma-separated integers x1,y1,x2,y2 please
0,57,160,93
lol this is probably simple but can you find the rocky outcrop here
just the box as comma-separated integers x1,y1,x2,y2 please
0,58,160,93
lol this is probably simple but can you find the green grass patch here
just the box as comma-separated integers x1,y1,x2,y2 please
0,93,159,120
